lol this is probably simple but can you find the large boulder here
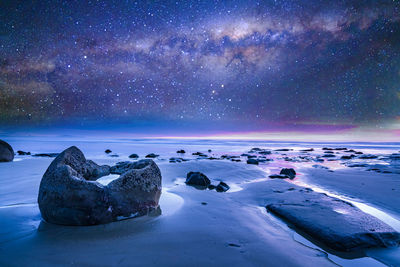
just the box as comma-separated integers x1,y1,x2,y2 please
0,140,14,162
38,146,162,226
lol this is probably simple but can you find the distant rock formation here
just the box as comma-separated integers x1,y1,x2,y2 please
38,146,161,225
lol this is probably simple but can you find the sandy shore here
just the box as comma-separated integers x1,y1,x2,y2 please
0,138,399,266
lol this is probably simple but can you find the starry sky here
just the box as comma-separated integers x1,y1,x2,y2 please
1,0,400,137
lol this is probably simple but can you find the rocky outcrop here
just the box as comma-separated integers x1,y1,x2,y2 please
0,140,14,162
38,146,162,226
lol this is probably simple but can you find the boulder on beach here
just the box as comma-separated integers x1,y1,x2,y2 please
0,140,14,162
185,172,211,188
266,184,400,252
280,168,296,179
129,153,139,159
38,146,162,225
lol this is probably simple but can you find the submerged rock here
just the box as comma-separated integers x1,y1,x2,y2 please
0,140,14,162
105,149,112,154
185,172,211,188
280,168,296,179
38,146,161,226
32,153,59,158
176,149,185,154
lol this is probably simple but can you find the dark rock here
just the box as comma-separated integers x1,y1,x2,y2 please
105,149,112,154
208,184,217,190
17,150,31,155
32,153,59,158
228,243,241,248
344,149,356,153
129,153,139,159
355,151,363,155
231,159,241,162
274,148,292,151
145,153,159,158
247,158,259,165
269,174,289,179
185,172,211,188
216,181,230,192
208,149,212,153
322,154,336,158
341,155,355,160
110,154,119,157
177,149,185,154
359,154,378,159
38,147,161,226
250,148,262,151
280,168,296,179
201,202,208,205
348,164,369,168
300,148,314,152
334,148,348,151
266,189,400,252
322,147,334,151
259,150,272,155
0,140,14,162
324,151,334,154
169,157,184,163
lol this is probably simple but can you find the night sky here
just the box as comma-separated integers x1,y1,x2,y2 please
1,1,400,136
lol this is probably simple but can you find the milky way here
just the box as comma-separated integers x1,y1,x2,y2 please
1,1,399,134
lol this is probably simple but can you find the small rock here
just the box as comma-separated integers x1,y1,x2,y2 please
208,149,212,153
269,174,289,179
280,168,296,179
185,172,211,188
105,149,112,154
322,154,336,158
145,153,159,158
208,184,217,190
359,154,378,159
247,158,259,165
176,150,185,154
20,151,30,156
216,181,230,192
129,153,139,159
300,148,314,152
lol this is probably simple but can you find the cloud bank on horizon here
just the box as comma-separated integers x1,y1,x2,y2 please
0,0,399,136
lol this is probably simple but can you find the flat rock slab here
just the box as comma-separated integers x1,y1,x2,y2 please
264,183,400,253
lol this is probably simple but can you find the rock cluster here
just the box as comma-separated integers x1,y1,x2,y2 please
38,146,162,225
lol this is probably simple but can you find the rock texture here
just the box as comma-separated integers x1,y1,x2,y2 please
265,184,400,253
0,140,14,162
185,172,210,188
38,146,162,226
